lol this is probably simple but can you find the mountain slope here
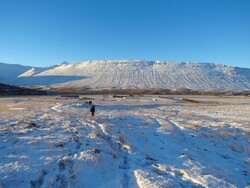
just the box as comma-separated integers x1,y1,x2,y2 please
1,60,250,91
0,62,33,81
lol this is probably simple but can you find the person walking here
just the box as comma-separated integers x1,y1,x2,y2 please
90,105,95,117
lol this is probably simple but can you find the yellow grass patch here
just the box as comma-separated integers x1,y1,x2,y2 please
89,130,100,138
219,132,230,137
190,124,200,128
182,98,200,103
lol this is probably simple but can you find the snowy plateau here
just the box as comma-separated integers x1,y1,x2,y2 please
0,60,250,91
0,96,249,187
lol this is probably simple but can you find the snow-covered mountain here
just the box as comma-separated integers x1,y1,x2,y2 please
0,62,33,81
1,60,250,91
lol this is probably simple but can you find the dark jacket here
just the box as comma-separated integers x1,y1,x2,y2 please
90,105,95,113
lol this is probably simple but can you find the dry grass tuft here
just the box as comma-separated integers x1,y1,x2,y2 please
93,148,100,154
89,130,100,138
156,164,166,172
219,132,230,137
182,98,200,103
160,121,172,129
25,122,38,129
122,144,131,150
149,119,155,124
56,140,66,147
190,124,200,128
0,106,11,111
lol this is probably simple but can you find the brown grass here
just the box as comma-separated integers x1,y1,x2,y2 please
122,145,131,150
219,132,230,137
89,130,100,138
182,98,200,103
93,148,100,154
0,106,11,111
0,100,55,111
27,122,37,128
190,124,200,128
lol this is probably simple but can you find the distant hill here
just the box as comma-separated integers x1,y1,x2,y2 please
0,83,47,95
0,62,33,81
1,60,250,91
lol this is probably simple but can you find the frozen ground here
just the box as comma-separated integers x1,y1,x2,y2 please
0,95,249,188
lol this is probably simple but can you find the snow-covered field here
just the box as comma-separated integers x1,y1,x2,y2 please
0,95,249,188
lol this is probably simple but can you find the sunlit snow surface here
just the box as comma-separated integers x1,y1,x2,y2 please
0,96,249,187
1,61,250,90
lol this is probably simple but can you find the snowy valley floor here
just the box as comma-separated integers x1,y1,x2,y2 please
0,95,249,188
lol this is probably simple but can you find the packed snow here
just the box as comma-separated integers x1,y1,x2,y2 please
1,61,250,91
0,95,249,187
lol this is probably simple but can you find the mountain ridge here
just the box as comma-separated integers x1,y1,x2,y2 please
1,60,250,91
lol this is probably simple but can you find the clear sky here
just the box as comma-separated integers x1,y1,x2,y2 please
0,0,250,68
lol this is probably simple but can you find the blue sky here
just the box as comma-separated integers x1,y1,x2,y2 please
0,0,249,68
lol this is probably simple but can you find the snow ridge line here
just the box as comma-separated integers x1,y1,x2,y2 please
1,61,250,90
